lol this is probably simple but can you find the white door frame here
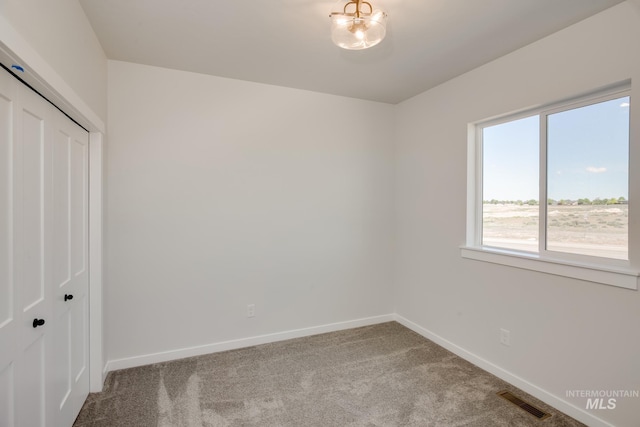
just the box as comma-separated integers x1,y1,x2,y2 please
88,132,104,391
1,16,106,392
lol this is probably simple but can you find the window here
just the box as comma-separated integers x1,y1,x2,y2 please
463,85,638,290
482,115,539,253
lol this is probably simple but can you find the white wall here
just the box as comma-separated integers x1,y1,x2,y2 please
394,3,640,427
0,0,107,122
106,61,395,365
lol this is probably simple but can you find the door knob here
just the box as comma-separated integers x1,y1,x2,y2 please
64,294,74,301
32,318,45,328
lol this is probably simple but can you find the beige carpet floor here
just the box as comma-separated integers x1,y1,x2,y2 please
74,322,585,426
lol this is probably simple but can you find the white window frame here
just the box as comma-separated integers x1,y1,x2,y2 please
461,84,639,290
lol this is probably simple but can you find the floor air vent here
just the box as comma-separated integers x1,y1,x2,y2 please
497,390,552,420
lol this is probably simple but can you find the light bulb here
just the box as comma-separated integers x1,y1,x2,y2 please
371,10,384,23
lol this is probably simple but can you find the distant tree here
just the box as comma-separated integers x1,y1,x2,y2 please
618,196,627,203
527,199,538,205
607,198,619,205
547,199,556,205
592,198,606,205
577,198,591,205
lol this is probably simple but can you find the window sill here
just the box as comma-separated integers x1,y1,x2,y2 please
460,246,638,290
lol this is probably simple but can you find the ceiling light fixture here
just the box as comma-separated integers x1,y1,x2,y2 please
329,0,387,50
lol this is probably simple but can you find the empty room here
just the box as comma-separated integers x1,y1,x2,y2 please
1,0,639,426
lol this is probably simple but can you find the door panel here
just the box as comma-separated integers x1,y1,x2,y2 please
53,307,71,411
53,128,70,292
15,85,54,427
0,88,13,335
71,293,87,383
52,127,74,422
20,107,46,312
52,109,89,427
16,335,46,427
70,134,87,277
0,74,17,427
0,67,17,427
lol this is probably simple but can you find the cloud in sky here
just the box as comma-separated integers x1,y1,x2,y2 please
586,166,607,173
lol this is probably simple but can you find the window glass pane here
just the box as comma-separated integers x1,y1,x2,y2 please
482,115,539,252
546,96,629,260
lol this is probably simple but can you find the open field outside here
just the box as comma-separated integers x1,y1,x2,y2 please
482,203,628,259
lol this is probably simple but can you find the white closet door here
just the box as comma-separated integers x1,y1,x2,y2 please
0,63,19,427
51,107,89,427
14,81,55,427
0,68,89,427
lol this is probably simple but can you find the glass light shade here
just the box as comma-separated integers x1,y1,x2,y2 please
330,2,387,50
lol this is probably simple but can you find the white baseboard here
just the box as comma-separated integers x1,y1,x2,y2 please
104,314,395,374
393,314,614,427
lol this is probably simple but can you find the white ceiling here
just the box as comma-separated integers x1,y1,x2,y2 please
79,0,624,104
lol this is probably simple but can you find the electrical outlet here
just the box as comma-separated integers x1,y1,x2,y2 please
247,304,255,318
500,328,511,346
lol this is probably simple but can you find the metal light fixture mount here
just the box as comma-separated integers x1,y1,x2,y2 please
329,0,387,50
